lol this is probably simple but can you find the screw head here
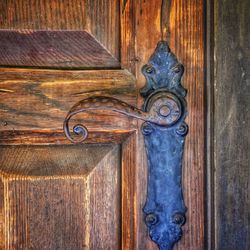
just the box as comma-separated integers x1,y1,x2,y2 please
141,122,154,135
172,63,184,73
145,213,158,226
159,105,171,117
172,213,186,226
176,123,188,136
145,65,155,74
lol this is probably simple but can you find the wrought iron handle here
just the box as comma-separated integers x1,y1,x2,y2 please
63,41,188,250
63,92,184,143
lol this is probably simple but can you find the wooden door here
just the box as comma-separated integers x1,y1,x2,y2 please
0,1,205,249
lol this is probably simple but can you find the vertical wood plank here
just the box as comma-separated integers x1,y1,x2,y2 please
121,133,137,250
86,0,120,60
206,0,215,248
168,1,205,249
120,0,136,74
133,1,205,249
89,146,121,250
213,0,250,249
0,178,4,250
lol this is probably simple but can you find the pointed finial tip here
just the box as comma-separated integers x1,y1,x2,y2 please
157,40,170,52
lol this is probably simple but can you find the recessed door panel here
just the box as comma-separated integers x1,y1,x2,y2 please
0,145,121,250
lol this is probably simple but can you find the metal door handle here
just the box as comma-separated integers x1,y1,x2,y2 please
63,92,184,143
63,41,188,250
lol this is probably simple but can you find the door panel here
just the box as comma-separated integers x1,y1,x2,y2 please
0,145,121,249
0,0,120,68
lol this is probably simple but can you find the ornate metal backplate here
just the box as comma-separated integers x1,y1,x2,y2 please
140,41,188,250
63,41,188,250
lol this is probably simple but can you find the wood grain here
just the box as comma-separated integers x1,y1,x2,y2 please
0,30,120,68
89,146,121,250
0,0,87,30
85,0,120,60
0,1,206,249
121,133,137,250
0,0,120,66
0,179,3,250
129,0,205,249
213,0,250,249
0,68,137,144
0,130,134,145
205,0,214,248
0,145,113,176
0,145,121,249
168,2,205,249
120,0,136,74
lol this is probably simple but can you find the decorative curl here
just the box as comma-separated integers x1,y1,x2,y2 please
63,117,88,143
176,122,188,136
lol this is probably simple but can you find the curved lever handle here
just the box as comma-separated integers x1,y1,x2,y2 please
64,92,183,143
63,96,145,143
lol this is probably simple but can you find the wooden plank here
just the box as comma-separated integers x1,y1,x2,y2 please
213,0,250,249
205,0,215,248
0,145,121,249
0,68,137,144
0,130,134,145
0,178,3,250
121,133,137,250
168,1,205,249
120,0,136,74
89,146,121,249
0,30,120,68
128,0,205,249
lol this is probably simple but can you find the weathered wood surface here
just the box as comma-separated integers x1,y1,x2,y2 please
0,1,206,249
120,0,136,74
213,0,250,249
0,144,121,249
0,0,120,67
0,31,120,68
126,0,205,249
0,145,114,177
86,0,120,60
0,68,136,144
0,130,134,145
0,0,88,30
121,133,137,250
